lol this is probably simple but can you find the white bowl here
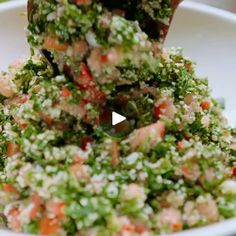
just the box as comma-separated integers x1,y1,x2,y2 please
0,1,236,236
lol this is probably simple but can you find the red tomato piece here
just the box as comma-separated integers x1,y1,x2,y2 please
61,86,71,98
81,136,93,150
200,100,210,110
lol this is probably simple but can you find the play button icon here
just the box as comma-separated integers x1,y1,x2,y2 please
112,112,126,126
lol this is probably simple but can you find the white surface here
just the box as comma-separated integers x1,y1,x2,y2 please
0,1,236,236
112,112,126,126
0,0,29,71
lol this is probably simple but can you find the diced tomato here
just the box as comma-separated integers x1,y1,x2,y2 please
60,100,87,118
158,122,166,139
177,140,186,151
87,48,103,72
73,40,88,58
13,115,28,129
182,162,201,182
72,153,85,165
185,63,191,71
181,166,190,176
76,63,94,88
39,217,60,235
130,121,165,151
70,163,82,174
106,47,122,65
83,86,106,103
122,224,135,232
232,167,236,177
122,222,147,233
75,63,105,103
70,163,89,180
200,100,210,110
101,54,108,64
73,0,91,5
135,225,147,234
72,40,87,57
42,114,53,126
154,103,165,117
43,36,68,51
70,163,81,174
19,122,28,129
53,201,65,219
61,86,71,98
19,95,29,104
8,208,21,231
111,141,120,166
47,200,65,219
7,142,20,157
3,184,18,194
172,222,182,231
29,192,40,220
154,98,176,119
78,85,105,103
81,136,93,150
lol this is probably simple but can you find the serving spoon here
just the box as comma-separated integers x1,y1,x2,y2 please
27,0,183,75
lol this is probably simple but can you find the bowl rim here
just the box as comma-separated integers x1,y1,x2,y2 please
1,0,236,22
0,0,26,12
180,1,236,23
1,0,236,236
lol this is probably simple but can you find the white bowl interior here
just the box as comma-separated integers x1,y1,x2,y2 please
0,1,236,236
0,1,29,70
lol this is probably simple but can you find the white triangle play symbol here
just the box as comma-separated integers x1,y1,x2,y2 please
112,112,126,126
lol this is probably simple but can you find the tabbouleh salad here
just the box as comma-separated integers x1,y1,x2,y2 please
0,0,236,236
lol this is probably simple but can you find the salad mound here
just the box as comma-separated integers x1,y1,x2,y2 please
26,0,183,128
0,0,236,235
0,49,236,235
